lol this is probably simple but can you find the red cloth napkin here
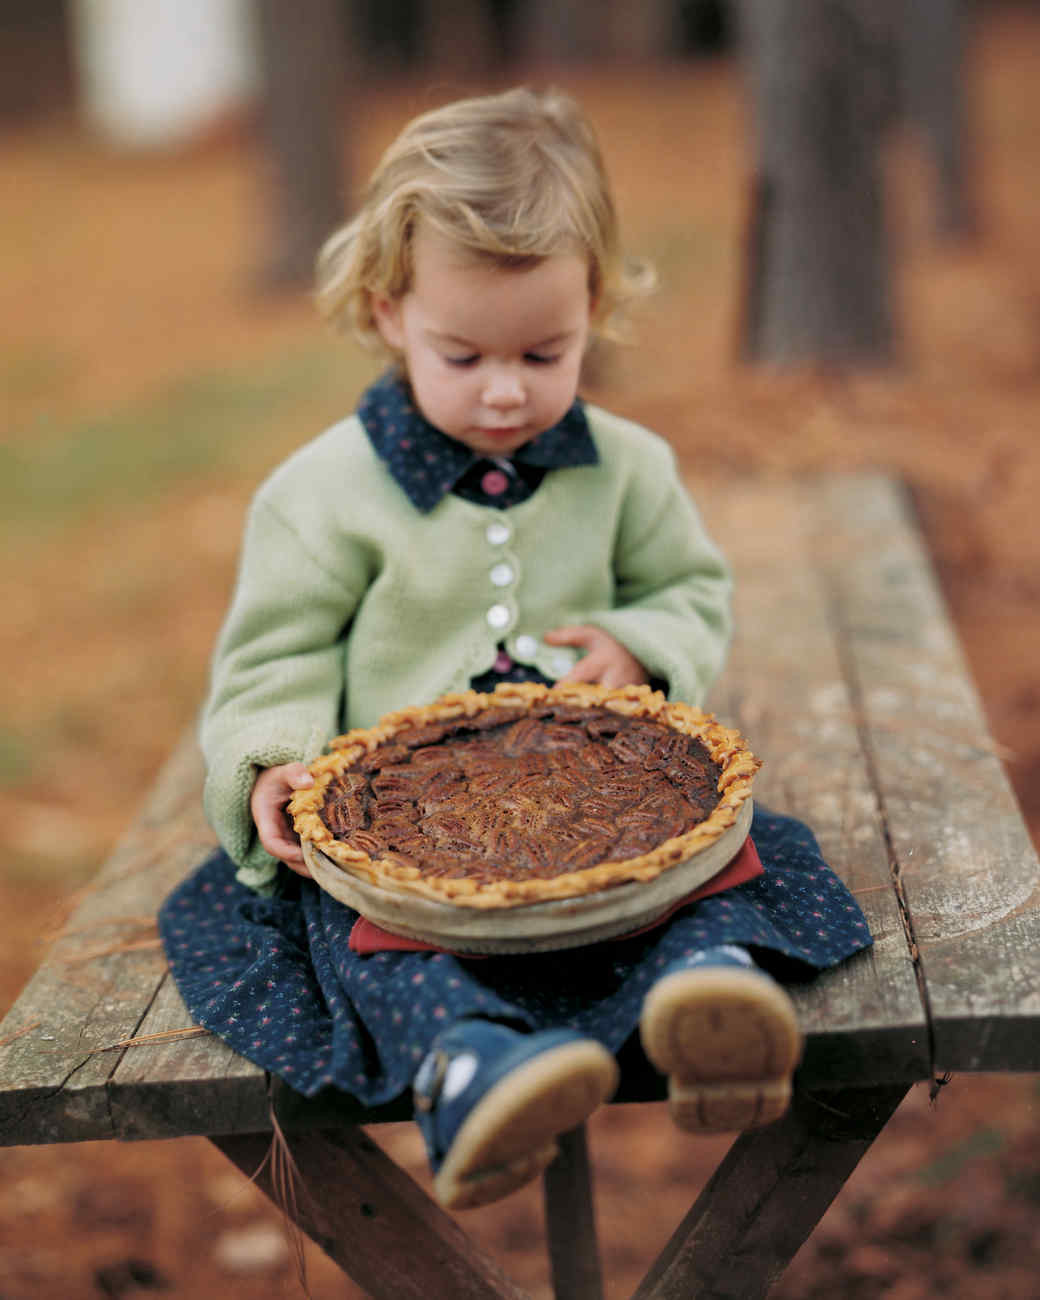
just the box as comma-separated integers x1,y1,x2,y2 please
348,835,764,955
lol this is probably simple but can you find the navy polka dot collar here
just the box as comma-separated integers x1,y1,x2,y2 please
357,369,599,513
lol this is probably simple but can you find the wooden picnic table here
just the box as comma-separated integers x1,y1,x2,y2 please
1,471,1037,1299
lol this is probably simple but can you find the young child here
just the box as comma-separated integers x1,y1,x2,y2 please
160,87,871,1211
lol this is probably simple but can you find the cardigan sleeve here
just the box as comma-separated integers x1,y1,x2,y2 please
581,441,732,706
200,494,370,891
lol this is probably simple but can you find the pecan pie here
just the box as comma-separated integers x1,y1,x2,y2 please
290,683,759,950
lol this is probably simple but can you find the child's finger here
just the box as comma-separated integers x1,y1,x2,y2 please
544,624,596,647
600,663,636,688
254,813,296,860
253,796,303,859
559,651,608,684
264,828,310,875
273,761,313,788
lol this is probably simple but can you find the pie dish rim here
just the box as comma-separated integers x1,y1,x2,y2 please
301,798,753,953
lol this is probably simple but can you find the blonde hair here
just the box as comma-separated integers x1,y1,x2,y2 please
316,87,654,352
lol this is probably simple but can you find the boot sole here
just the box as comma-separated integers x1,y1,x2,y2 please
434,1039,618,1211
640,967,802,1133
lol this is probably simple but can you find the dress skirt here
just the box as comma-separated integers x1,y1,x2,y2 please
159,805,872,1104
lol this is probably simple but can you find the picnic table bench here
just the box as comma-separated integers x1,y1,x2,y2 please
2,471,1038,1299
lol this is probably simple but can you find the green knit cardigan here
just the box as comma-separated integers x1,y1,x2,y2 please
201,402,732,890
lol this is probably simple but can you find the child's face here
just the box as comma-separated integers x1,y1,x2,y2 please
373,225,592,457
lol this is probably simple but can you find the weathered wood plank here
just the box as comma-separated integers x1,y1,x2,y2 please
0,734,215,1144
108,972,269,1140
808,474,1040,1073
630,1083,910,1300
700,478,929,1085
213,1126,532,1300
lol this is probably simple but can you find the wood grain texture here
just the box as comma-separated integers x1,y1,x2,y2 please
808,474,1040,1072
108,973,269,1140
0,734,218,1144
701,477,929,1084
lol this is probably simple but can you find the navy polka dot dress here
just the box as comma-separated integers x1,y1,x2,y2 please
159,374,872,1104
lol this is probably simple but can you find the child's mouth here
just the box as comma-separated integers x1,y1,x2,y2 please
478,425,527,439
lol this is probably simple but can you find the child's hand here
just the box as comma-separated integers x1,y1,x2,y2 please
250,762,315,876
544,625,650,689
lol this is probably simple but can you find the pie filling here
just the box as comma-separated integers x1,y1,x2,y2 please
320,702,722,885
291,685,760,908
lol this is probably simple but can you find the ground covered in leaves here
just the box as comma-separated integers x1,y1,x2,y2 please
2,7,1038,1297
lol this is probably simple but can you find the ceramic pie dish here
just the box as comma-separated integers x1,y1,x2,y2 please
290,682,760,953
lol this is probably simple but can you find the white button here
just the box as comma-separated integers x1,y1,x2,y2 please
486,604,510,630
515,634,538,658
489,562,514,587
486,521,511,546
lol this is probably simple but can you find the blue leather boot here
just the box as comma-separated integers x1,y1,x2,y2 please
413,1019,618,1210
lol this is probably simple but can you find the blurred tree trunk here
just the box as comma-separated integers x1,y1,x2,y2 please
898,0,977,238
604,0,679,58
521,0,678,61
254,0,348,290
737,0,896,365
523,0,606,60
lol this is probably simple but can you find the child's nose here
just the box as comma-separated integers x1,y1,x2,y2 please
482,368,525,408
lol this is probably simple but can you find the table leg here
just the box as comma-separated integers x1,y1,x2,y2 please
212,1125,531,1300
631,1083,910,1300
543,1124,605,1300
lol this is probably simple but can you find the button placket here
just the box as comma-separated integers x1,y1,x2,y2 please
479,512,577,680
483,517,519,638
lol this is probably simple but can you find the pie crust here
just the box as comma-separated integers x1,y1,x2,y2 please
290,683,760,948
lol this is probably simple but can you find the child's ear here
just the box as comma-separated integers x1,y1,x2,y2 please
371,294,405,351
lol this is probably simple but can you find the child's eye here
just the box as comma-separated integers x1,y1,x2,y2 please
525,352,560,366
444,354,479,368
